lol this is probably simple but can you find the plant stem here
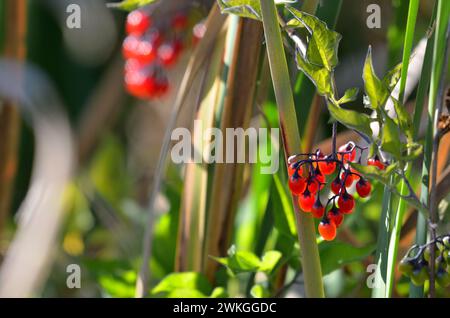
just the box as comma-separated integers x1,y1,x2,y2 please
385,0,419,297
260,0,324,298
409,2,438,298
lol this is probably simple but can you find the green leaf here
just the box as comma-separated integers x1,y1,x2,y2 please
338,87,359,104
327,101,373,138
381,112,402,158
259,250,282,274
391,97,413,140
295,50,333,96
107,0,157,11
399,142,423,161
151,272,212,296
213,250,261,274
363,46,389,109
210,287,228,298
286,7,342,71
217,0,296,20
250,284,270,298
383,62,402,92
319,241,375,276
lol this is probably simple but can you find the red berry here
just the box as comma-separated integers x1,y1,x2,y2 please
340,172,355,188
158,39,183,66
123,36,158,63
289,175,307,195
172,12,188,30
368,157,385,170
124,58,142,74
356,179,372,198
337,192,355,214
288,163,303,177
328,207,344,227
318,157,336,175
126,10,151,36
311,200,325,219
125,70,157,99
331,176,342,195
338,142,356,162
318,220,337,241
298,191,315,212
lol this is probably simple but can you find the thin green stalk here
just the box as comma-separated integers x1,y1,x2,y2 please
409,2,438,298
259,0,324,298
409,0,450,298
385,0,419,297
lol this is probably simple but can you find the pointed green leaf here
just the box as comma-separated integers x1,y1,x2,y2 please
363,46,389,109
259,250,282,274
217,0,296,20
399,142,423,161
391,97,413,139
381,113,402,157
383,62,402,91
295,49,333,96
212,250,261,274
338,87,359,104
327,102,373,138
286,7,342,71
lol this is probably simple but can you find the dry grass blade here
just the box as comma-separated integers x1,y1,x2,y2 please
0,0,26,237
203,18,264,282
135,3,227,297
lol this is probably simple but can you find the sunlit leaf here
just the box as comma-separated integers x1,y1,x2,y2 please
327,101,373,138
151,272,212,296
210,287,228,298
382,62,402,91
250,284,270,298
391,97,413,140
213,250,261,274
363,46,389,109
381,112,402,157
107,0,157,11
217,0,296,20
286,7,342,71
259,250,282,274
295,49,333,96
338,87,359,104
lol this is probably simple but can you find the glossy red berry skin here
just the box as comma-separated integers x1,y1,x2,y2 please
126,10,151,36
340,172,355,188
328,208,343,227
298,191,315,212
311,200,325,219
368,158,385,170
125,70,157,99
338,142,356,162
123,36,158,63
289,175,307,195
356,179,371,198
318,221,337,241
318,157,336,175
331,177,342,195
338,193,355,214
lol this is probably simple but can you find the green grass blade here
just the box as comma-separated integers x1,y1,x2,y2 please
385,0,419,297
259,0,324,298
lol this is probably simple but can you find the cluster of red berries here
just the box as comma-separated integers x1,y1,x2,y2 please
288,142,386,241
122,9,205,99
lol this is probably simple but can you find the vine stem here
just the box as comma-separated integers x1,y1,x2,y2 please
259,0,324,298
